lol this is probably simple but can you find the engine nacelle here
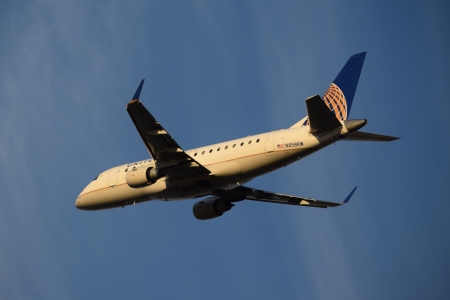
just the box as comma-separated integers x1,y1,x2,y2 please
193,197,234,220
126,167,162,188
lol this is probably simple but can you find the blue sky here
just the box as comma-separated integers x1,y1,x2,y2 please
1,0,449,299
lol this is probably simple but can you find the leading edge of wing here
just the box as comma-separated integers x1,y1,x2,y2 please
214,186,357,208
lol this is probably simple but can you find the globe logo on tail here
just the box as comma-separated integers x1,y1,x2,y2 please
302,83,347,126
323,83,347,121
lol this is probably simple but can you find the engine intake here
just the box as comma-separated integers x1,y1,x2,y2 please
193,197,234,220
126,167,162,188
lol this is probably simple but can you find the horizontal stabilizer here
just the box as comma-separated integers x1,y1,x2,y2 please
341,131,400,142
306,95,342,134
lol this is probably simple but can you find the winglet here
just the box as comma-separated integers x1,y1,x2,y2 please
132,79,145,100
342,186,358,204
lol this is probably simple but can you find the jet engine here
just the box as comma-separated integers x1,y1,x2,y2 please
126,167,162,188
193,197,234,220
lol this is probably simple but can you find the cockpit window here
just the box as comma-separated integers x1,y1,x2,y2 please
93,175,99,181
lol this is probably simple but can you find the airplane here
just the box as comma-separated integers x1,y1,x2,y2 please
75,52,398,220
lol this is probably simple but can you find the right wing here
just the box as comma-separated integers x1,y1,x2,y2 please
212,186,357,208
126,80,210,178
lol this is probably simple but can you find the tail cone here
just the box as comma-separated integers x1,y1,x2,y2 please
342,119,367,135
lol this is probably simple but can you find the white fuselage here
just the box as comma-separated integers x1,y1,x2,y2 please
75,124,343,210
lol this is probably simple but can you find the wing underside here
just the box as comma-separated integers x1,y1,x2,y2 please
212,186,357,208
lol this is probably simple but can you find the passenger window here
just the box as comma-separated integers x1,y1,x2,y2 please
209,149,213,153
194,153,197,156
240,142,244,146
125,168,128,172
233,144,236,148
217,147,220,151
256,139,260,143
248,140,252,144
225,146,228,149
202,151,205,155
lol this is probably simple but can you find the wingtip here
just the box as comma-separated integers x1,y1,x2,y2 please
352,51,367,57
132,79,145,100
343,186,358,204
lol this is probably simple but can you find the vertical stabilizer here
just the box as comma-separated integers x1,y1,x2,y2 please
323,52,366,120
291,52,366,129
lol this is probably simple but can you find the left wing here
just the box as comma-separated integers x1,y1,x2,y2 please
212,186,357,208
126,80,210,177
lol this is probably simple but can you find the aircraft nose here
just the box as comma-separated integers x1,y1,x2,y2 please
75,194,91,210
75,191,104,210
75,197,83,209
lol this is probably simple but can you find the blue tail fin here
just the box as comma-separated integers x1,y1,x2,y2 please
323,52,366,120
290,53,367,129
